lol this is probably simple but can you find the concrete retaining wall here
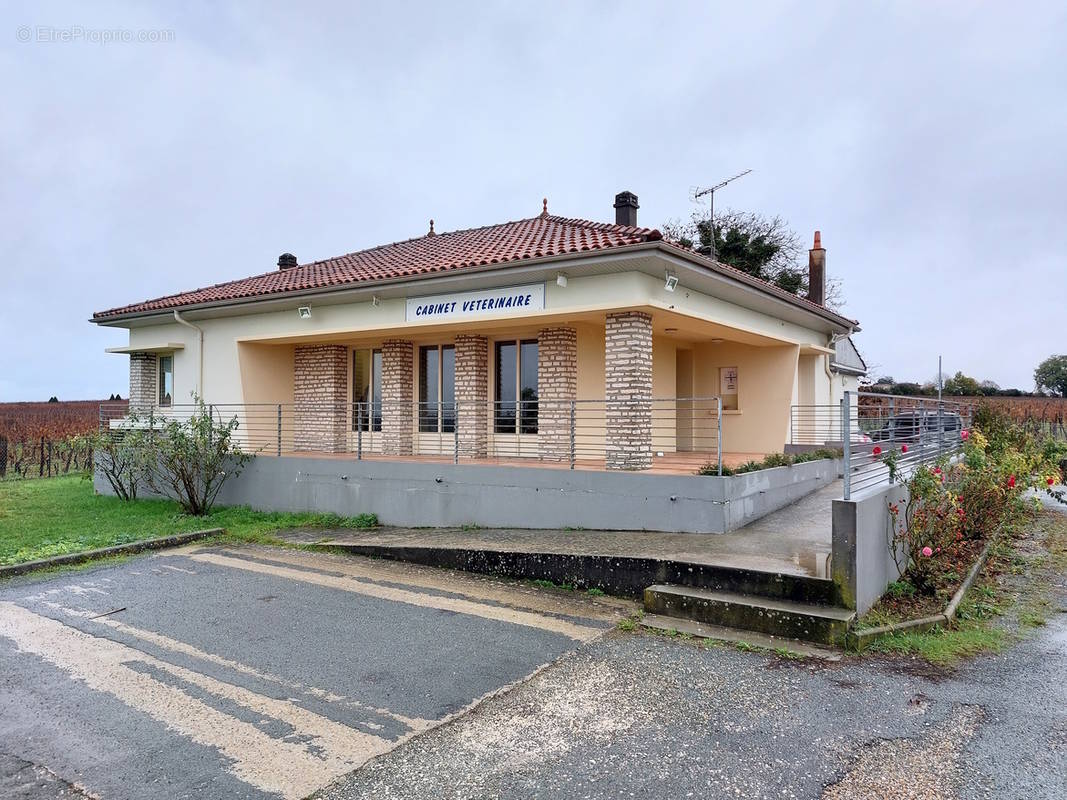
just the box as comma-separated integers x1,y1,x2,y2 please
96,456,840,535
831,482,909,613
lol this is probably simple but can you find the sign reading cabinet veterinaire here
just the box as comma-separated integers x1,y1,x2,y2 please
406,283,546,321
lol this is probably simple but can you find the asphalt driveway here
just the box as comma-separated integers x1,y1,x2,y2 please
0,544,628,799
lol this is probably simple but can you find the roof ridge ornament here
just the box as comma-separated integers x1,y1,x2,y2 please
427,219,435,237
541,198,548,218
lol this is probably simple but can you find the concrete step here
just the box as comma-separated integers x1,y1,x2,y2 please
640,614,842,661
311,541,840,604
643,584,855,646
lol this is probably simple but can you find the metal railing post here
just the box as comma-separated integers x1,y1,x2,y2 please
717,396,723,476
888,396,895,446
937,398,944,462
569,400,576,470
454,401,459,464
842,391,851,500
357,404,364,460
919,399,926,465
276,404,282,456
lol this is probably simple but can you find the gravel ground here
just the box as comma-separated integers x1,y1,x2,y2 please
319,510,1067,800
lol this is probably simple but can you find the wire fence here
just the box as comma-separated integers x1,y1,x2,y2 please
791,392,975,499
0,435,95,480
100,398,724,473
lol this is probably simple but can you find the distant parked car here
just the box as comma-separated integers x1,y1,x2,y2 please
869,412,963,443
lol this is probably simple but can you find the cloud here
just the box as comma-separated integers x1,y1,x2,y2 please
1,1,1063,399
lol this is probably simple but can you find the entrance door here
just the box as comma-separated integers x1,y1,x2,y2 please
675,349,694,451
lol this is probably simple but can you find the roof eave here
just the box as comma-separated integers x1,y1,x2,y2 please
91,239,859,332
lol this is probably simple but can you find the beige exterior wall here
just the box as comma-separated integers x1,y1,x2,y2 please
692,341,801,455
119,268,846,457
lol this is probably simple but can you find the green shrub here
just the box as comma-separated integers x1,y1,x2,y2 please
697,448,841,476
762,453,791,468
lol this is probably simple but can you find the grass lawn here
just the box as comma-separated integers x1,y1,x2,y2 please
0,474,376,566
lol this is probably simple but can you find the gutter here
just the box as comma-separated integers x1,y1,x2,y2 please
172,310,204,396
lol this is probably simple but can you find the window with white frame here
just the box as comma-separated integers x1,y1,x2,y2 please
158,354,173,407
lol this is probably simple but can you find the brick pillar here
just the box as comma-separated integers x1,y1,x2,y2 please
381,339,414,455
294,345,348,453
605,311,652,470
455,335,488,459
537,327,577,461
129,352,158,413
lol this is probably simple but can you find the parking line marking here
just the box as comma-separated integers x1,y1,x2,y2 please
224,548,626,623
0,602,400,799
45,602,432,730
160,565,197,574
189,552,603,642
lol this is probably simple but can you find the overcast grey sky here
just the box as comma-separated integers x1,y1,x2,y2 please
2,1,1064,401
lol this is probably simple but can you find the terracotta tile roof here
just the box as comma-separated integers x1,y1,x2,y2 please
92,214,662,320
92,211,856,328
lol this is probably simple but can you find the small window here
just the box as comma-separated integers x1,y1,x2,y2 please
158,355,173,406
495,340,538,433
719,366,738,411
419,344,455,433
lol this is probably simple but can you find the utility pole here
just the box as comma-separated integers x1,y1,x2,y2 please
691,169,752,260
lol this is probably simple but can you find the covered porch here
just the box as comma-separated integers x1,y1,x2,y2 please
222,304,824,473
93,299,837,477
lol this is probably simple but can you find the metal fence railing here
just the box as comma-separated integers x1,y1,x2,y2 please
836,391,974,499
100,397,724,473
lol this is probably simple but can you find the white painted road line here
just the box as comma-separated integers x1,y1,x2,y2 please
189,552,604,642
0,602,399,799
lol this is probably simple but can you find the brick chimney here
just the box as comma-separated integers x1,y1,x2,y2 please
277,253,297,270
613,191,639,227
807,231,825,306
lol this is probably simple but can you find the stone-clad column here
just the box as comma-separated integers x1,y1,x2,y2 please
129,352,158,413
604,311,652,470
294,345,348,453
537,327,577,462
455,335,488,459
381,339,414,455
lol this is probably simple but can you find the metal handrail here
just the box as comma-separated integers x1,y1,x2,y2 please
837,390,975,500
99,396,725,474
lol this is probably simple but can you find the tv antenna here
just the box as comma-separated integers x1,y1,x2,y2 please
690,169,752,259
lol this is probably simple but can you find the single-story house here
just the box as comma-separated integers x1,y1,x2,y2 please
92,191,862,473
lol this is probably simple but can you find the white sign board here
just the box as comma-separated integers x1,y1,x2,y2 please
406,283,545,322
720,366,739,394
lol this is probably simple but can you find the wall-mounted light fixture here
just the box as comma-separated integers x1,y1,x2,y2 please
298,306,312,319
556,273,568,288
664,271,679,292
372,295,381,307
710,338,724,344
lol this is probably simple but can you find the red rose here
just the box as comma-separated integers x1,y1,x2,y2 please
1007,475,1016,488
901,445,908,453
1049,477,1056,486
872,446,882,456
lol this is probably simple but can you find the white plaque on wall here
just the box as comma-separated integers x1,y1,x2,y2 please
406,283,546,322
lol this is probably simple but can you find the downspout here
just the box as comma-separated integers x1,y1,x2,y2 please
825,330,848,382
173,310,204,399
826,327,853,394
